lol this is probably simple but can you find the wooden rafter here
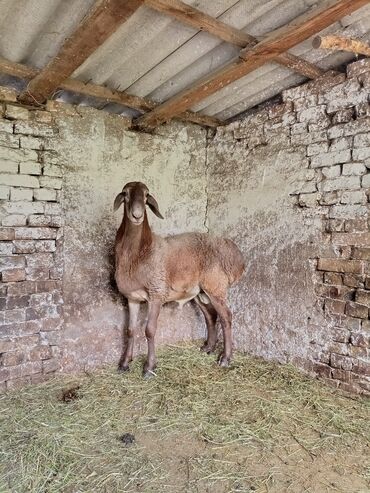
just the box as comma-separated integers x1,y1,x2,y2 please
19,0,144,105
145,0,324,79
313,35,370,56
135,0,370,129
0,57,220,127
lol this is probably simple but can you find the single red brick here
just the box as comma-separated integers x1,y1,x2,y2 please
317,258,363,274
1,351,25,366
6,281,37,296
324,272,343,285
332,368,352,382
343,274,364,288
345,301,368,319
352,359,370,376
332,327,350,343
42,358,59,373
332,233,370,248
326,219,345,233
2,268,26,282
268,101,293,119
352,248,370,260
328,342,348,355
6,295,30,310
313,362,332,378
350,332,370,348
0,228,15,240
344,219,368,233
13,240,36,254
6,335,39,351
348,345,368,358
341,317,362,331
330,353,353,370
325,299,346,315
356,289,370,306
29,345,52,361
7,361,42,379
358,379,370,393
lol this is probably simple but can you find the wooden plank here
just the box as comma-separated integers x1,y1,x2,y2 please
135,0,369,129
19,0,144,105
0,57,220,127
145,0,324,79
277,52,324,79
313,35,370,56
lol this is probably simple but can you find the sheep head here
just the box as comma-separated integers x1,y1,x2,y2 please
114,181,164,224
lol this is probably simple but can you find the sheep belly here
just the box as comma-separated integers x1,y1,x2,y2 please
167,286,200,309
125,287,200,307
126,289,149,302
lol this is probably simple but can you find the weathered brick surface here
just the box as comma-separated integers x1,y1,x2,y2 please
317,258,364,274
0,102,63,392
219,58,370,395
296,65,370,393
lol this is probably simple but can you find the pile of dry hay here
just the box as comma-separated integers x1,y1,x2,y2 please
0,343,369,493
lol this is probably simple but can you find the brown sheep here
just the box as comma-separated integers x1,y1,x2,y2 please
114,181,244,377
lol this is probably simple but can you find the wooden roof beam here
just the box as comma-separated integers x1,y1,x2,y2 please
313,34,370,56
19,0,144,105
135,0,369,129
0,57,220,127
145,0,324,79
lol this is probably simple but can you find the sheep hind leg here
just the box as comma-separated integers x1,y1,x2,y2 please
194,295,218,354
203,293,232,367
118,301,140,372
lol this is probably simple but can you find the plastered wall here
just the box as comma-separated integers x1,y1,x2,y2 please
56,107,208,372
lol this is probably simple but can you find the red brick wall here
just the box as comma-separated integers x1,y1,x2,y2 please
0,90,63,392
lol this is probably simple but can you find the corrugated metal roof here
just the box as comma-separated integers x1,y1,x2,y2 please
0,0,369,123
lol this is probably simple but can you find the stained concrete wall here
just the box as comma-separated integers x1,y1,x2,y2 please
54,107,208,372
207,124,325,369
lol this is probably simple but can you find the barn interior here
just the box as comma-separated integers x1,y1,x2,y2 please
0,1,370,491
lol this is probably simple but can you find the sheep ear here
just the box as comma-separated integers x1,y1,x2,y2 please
147,194,164,219
113,192,125,211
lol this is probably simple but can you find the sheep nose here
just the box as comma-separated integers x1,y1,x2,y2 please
132,208,143,220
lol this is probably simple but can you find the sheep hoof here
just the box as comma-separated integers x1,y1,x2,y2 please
217,355,230,368
118,365,130,373
143,369,157,379
200,343,216,354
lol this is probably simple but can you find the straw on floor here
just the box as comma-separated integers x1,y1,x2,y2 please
0,343,369,493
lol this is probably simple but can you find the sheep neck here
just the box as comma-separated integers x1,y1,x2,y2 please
116,209,153,265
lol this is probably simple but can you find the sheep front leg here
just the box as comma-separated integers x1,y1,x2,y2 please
118,300,140,372
143,300,161,377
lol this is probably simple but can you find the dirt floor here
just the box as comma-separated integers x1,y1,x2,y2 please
0,343,369,493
